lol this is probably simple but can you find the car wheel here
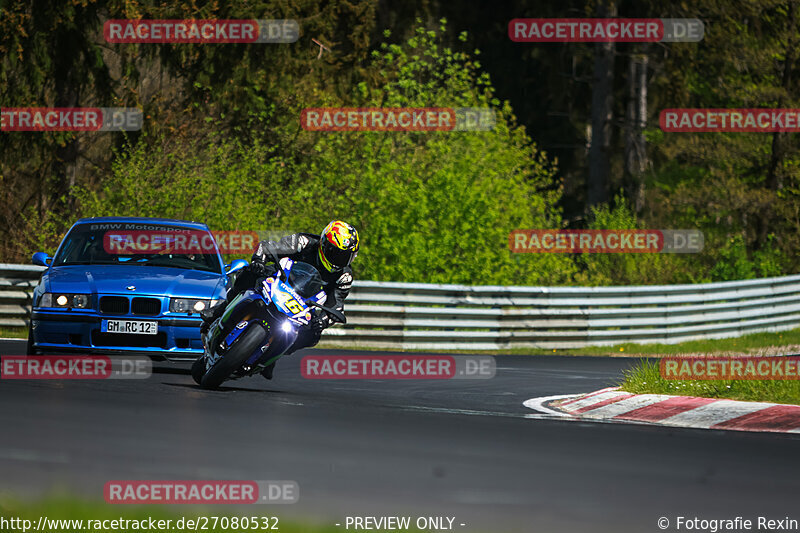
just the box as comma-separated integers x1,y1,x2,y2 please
200,325,267,390
191,357,206,385
26,327,38,355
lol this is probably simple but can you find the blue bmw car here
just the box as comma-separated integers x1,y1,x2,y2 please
28,217,247,361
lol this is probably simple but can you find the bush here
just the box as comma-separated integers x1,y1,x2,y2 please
45,21,575,286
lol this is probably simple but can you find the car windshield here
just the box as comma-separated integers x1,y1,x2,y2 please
288,261,325,299
52,223,222,273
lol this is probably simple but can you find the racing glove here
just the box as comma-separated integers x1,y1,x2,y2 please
310,314,329,334
248,260,270,278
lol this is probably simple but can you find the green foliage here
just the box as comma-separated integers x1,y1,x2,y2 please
74,132,299,235
645,0,800,277
4,2,800,289
0,0,118,259
708,235,757,281
708,234,786,281
48,23,574,286
573,194,699,285
297,22,574,284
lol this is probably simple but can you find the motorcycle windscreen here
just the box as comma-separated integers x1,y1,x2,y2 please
287,261,325,298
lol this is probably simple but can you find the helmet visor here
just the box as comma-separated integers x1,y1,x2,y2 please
321,239,355,268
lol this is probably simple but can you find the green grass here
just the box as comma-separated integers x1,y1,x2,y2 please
320,327,800,357
0,326,27,339
620,359,800,405
0,495,436,533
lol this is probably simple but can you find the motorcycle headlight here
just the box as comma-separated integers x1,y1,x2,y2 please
38,293,90,309
169,298,214,314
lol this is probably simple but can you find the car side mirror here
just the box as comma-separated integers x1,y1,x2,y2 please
225,259,248,275
32,252,52,267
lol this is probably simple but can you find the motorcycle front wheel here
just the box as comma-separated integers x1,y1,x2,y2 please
200,325,268,389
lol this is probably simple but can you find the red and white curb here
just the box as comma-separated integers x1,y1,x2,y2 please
524,387,800,434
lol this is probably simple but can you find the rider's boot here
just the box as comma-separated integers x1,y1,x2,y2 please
260,361,276,380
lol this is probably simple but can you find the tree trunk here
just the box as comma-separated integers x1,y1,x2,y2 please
624,52,648,214
587,0,616,208
761,1,796,244
52,26,81,212
766,2,796,191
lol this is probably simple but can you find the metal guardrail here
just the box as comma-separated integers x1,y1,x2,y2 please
0,263,47,329
3,263,800,349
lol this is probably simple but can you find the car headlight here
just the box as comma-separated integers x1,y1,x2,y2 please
38,293,90,309
169,298,218,314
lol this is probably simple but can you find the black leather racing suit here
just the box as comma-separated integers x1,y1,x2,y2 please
221,232,353,353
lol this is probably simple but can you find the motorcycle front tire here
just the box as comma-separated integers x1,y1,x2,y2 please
200,325,268,390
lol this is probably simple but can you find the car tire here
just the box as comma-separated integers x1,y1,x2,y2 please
191,357,206,385
200,325,267,390
26,327,37,355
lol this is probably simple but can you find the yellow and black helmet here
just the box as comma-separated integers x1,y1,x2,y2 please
318,220,359,272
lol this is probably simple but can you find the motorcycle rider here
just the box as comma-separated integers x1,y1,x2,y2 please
200,220,359,379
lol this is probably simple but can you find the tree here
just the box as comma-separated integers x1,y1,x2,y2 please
587,0,616,208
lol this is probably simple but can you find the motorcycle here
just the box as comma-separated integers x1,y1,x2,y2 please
192,255,345,389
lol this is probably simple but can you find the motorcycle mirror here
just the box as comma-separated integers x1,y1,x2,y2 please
225,259,248,275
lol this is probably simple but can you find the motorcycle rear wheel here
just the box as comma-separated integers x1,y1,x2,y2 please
200,325,267,389
191,357,205,385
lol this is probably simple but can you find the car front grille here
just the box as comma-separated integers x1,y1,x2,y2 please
99,296,129,314
132,297,161,315
91,331,167,348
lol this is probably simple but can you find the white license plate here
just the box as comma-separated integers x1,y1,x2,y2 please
102,319,158,335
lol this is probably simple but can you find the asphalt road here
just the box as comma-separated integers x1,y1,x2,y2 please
1,339,799,533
